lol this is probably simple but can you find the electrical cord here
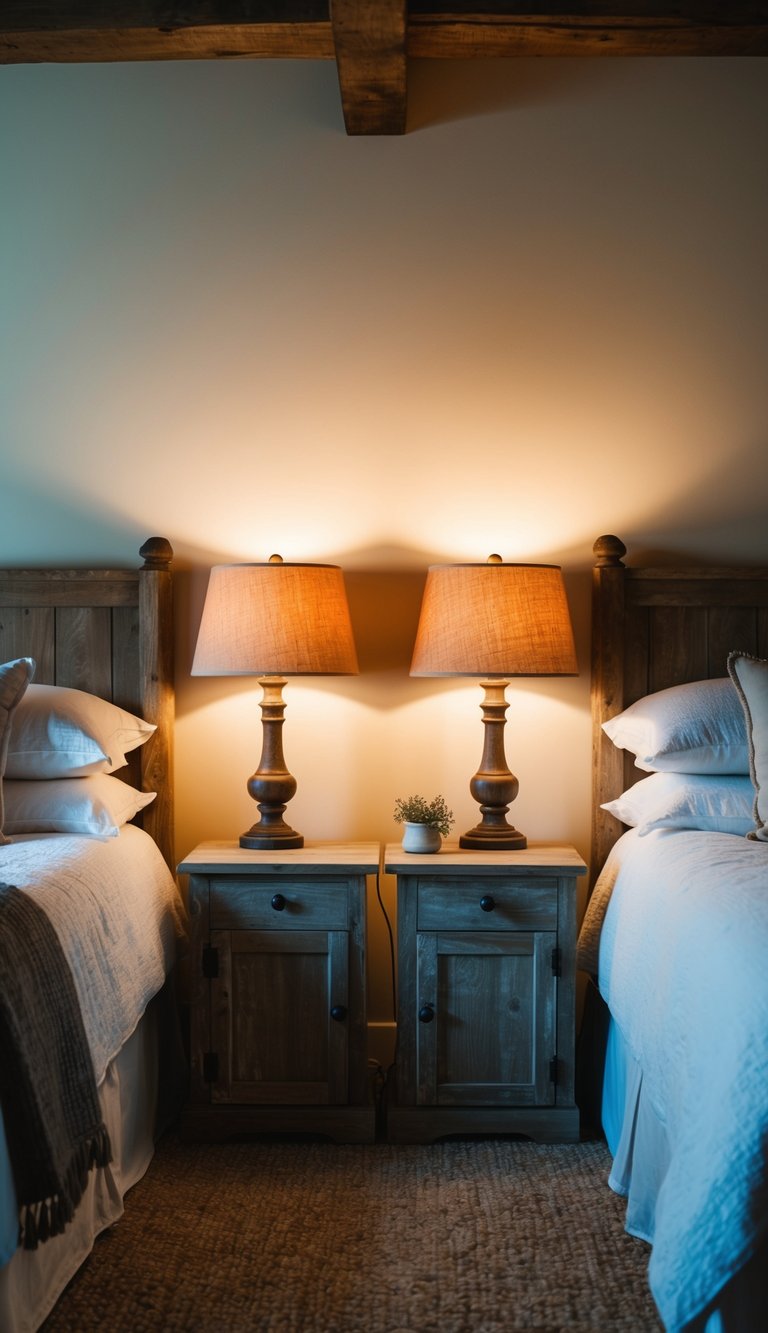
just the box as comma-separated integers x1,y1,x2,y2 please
374,868,397,1024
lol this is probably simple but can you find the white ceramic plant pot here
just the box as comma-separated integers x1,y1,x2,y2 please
401,822,441,854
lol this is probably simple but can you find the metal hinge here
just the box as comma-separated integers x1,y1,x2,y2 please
202,944,219,978
549,1057,559,1087
551,946,562,978
203,1052,219,1084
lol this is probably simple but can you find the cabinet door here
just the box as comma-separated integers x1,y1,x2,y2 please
209,928,349,1106
415,929,557,1107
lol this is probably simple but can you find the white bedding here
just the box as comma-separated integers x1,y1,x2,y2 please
578,827,768,1333
0,826,186,1273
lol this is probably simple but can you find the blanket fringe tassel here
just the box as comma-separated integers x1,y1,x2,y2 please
19,1124,112,1251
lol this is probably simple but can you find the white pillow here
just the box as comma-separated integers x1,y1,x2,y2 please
0,658,36,845
728,653,768,842
602,677,748,775
5,684,155,779
2,774,156,838
602,772,755,837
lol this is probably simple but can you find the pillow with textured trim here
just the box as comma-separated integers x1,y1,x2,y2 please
601,771,755,837
0,658,36,844
5,684,155,779
2,774,156,838
728,653,768,842
602,677,748,774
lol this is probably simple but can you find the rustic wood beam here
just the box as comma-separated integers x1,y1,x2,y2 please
2,5,767,134
0,3,333,62
2,4,767,65
408,13,768,58
330,0,407,135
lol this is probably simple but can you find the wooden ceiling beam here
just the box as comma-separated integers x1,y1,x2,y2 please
0,24,334,65
330,0,407,135
408,14,768,58
1,5,766,133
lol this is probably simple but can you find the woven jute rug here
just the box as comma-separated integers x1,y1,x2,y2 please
43,1134,661,1332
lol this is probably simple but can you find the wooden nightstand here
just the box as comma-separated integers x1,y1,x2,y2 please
385,842,586,1144
178,841,380,1143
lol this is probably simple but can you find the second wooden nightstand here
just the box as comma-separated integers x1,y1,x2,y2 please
179,841,379,1143
385,842,586,1144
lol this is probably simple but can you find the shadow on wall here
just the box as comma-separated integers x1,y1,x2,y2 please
405,57,626,131
0,469,146,566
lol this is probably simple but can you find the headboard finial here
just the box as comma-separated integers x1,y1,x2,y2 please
140,537,174,570
593,535,626,568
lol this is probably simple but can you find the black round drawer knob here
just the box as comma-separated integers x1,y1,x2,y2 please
418,1004,435,1024
330,1005,347,1022
479,895,496,912
270,893,287,912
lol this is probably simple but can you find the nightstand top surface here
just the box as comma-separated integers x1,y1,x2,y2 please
178,840,380,875
384,841,586,875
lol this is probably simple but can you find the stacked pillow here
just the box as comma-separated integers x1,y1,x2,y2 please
601,666,767,841
0,659,156,842
728,653,768,842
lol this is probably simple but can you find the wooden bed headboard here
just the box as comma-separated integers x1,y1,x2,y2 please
0,537,175,870
591,534,768,886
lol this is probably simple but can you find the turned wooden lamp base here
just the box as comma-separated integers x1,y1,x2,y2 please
459,678,527,852
240,676,304,851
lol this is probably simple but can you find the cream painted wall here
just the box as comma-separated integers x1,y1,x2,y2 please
2,57,767,1024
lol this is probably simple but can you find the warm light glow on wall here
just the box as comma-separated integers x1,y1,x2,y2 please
3,57,766,1029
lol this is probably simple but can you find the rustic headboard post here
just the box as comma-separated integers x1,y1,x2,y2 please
591,536,628,888
138,538,175,871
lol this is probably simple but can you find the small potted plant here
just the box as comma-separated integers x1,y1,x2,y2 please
393,793,454,853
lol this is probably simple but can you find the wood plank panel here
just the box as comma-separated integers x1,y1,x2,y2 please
55,606,113,697
707,607,759,675
139,540,175,865
648,606,709,693
112,604,141,712
759,609,768,659
630,575,768,607
0,607,55,680
438,941,536,1088
0,572,138,607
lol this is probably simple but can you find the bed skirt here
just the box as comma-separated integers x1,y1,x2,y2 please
603,1015,767,1333
0,979,185,1333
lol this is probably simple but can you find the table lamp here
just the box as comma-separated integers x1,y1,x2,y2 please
410,556,577,850
192,556,358,849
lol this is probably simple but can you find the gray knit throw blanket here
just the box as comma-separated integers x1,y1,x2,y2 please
0,882,112,1250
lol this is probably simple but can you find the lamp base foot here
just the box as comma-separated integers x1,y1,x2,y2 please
240,828,304,850
459,827,527,851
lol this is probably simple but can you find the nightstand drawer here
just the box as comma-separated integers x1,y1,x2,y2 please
209,877,349,929
416,878,558,931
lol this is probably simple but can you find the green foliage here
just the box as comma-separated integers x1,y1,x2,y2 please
393,793,454,837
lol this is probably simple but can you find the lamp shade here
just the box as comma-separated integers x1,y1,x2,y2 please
410,560,577,678
192,559,358,677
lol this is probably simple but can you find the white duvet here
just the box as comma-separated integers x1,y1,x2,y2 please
0,827,185,1083
579,827,768,1332
0,826,186,1268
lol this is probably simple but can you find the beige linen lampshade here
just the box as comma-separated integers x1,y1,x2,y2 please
410,558,577,849
192,557,358,849
192,560,359,678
